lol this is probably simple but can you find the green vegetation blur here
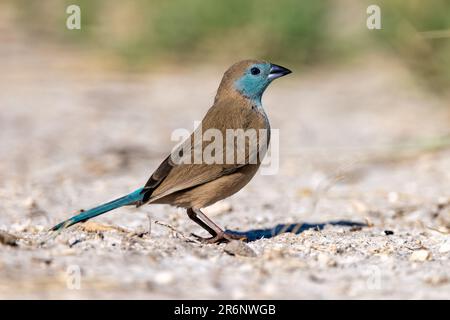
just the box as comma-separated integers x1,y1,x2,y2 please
12,0,450,91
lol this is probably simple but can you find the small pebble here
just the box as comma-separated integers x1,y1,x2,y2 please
384,230,394,236
224,240,257,257
410,250,431,262
0,230,19,247
438,240,450,254
68,234,86,247
154,272,174,285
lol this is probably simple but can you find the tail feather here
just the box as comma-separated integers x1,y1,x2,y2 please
50,188,145,232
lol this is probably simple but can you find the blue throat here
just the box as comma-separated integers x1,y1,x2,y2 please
234,77,268,103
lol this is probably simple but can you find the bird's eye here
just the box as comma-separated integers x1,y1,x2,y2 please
250,67,260,75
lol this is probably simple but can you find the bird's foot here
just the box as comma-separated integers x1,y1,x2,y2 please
191,231,247,244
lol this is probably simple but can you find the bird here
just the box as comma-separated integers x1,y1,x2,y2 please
51,60,291,243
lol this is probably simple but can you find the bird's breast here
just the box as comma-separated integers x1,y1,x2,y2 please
252,103,271,144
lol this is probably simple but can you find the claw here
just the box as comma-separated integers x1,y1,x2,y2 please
191,231,247,244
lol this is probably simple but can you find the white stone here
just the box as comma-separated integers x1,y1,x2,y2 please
410,250,431,262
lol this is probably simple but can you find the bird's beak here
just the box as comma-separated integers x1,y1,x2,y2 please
268,64,292,80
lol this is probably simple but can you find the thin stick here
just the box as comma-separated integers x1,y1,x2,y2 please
154,220,202,244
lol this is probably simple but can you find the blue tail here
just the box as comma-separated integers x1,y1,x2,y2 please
50,188,145,231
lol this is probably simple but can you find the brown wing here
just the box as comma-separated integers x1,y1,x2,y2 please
141,98,269,203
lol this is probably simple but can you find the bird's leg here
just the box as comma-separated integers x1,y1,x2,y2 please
186,208,217,237
188,208,246,243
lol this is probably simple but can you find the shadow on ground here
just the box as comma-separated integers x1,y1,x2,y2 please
226,220,367,242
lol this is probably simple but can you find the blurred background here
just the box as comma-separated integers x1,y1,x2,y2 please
4,0,450,90
0,0,449,299
4,0,450,89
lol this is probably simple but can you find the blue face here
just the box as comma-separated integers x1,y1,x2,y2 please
234,63,272,103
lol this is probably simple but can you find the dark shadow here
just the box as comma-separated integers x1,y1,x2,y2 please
225,220,367,242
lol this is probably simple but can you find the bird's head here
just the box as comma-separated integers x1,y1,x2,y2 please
216,60,291,103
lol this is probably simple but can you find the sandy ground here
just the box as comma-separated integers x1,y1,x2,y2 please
1,21,450,298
